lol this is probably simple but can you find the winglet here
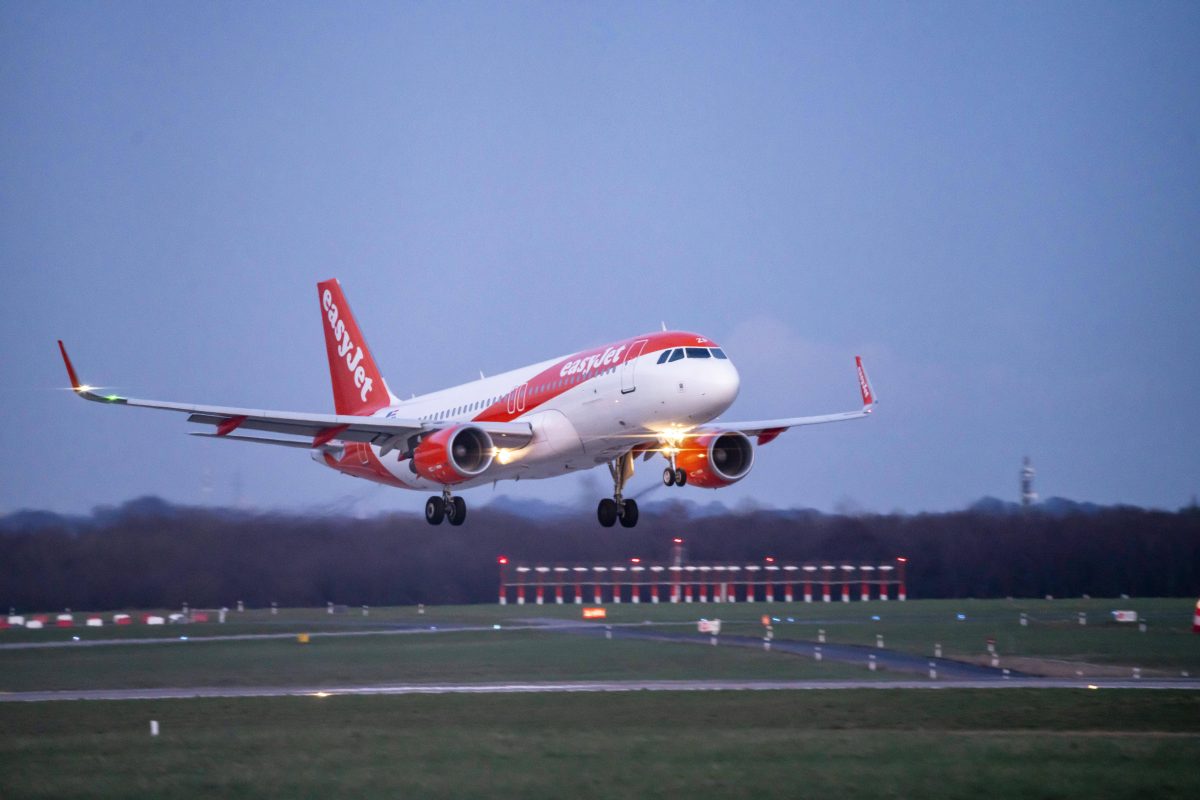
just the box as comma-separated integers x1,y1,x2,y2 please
56,341,125,404
58,340,82,390
855,356,876,408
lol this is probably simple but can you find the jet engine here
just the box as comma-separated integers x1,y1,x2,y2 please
411,425,495,484
675,431,755,488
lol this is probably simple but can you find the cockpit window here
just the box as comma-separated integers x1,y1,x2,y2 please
668,348,684,363
656,350,671,364
711,348,727,359
685,347,711,359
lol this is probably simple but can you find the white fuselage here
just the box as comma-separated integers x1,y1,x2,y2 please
323,332,740,490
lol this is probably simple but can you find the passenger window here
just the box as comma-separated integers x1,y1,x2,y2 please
656,350,671,364
711,348,727,359
685,347,710,359
668,349,684,363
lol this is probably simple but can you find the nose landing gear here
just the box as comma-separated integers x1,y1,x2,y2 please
598,451,640,528
662,467,687,487
425,489,467,526
661,447,687,487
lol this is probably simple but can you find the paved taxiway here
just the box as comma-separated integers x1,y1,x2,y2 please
2,678,1199,702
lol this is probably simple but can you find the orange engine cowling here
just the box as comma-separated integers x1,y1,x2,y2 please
412,425,495,484
675,431,755,488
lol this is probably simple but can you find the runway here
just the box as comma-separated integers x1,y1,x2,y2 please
2,678,1199,702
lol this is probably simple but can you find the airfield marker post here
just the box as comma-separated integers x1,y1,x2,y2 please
868,654,877,672
498,557,508,605
150,720,159,737
814,646,822,661
896,557,908,601
934,643,942,658
928,661,937,680
860,565,874,602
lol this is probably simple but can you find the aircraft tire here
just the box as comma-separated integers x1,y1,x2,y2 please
619,499,639,528
662,468,676,487
447,496,467,526
425,496,445,525
675,468,687,486
597,498,618,527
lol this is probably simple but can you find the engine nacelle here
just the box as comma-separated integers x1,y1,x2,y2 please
676,431,755,488
411,425,495,484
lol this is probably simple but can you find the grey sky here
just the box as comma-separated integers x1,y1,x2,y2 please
2,2,1197,516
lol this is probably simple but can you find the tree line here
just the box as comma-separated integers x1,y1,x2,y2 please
1,498,1198,612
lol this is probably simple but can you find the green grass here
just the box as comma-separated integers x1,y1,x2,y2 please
4,598,1197,680
0,629,882,692
1,690,1197,799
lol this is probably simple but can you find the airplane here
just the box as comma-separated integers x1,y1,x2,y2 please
58,279,876,527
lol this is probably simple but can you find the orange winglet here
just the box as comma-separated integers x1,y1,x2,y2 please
312,424,350,449
57,340,82,390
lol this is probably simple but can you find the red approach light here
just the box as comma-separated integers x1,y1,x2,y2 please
765,556,775,563
896,557,908,563
630,557,641,564
497,557,509,565
672,538,683,544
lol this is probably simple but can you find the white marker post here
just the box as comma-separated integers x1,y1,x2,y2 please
934,643,942,658
150,720,159,737
928,661,937,680
868,654,877,672
818,628,826,644
876,634,884,649
814,646,822,662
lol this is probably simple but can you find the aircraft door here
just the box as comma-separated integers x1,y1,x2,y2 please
620,340,649,394
507,383,528,415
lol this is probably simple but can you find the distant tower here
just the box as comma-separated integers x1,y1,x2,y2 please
1020,457,1038,507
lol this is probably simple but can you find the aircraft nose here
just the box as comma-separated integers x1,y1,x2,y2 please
707,358,740,411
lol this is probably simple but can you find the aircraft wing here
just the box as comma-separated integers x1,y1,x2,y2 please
714,356,877,445
57,341,533,451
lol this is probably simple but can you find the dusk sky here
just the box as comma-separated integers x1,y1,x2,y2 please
2,2,1198,517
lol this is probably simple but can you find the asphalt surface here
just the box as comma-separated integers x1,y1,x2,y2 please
3,678,1199,702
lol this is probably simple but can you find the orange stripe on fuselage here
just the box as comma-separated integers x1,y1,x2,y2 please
473,331,718,423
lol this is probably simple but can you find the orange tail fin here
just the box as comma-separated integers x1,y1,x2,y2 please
317,279,391,416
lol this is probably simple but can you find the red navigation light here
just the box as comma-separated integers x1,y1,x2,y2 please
498,556,509,565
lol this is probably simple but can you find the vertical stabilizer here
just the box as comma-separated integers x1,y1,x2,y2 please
317,279,392,416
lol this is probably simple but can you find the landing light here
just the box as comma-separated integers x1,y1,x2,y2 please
495,448,515,465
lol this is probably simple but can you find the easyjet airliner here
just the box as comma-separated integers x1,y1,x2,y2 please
59,279,875,527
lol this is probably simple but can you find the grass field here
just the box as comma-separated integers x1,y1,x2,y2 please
0,629,884,692
7,599,1190,676
2,690,1197,799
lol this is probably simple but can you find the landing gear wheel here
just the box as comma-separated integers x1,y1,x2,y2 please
447,496,467,526
662,467,676,487
597,498,618,527
425,496,445,525
674,468,687,486
618,499,639,528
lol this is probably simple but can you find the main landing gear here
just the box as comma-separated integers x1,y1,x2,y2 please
425,489,466,526
598,452,639,528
